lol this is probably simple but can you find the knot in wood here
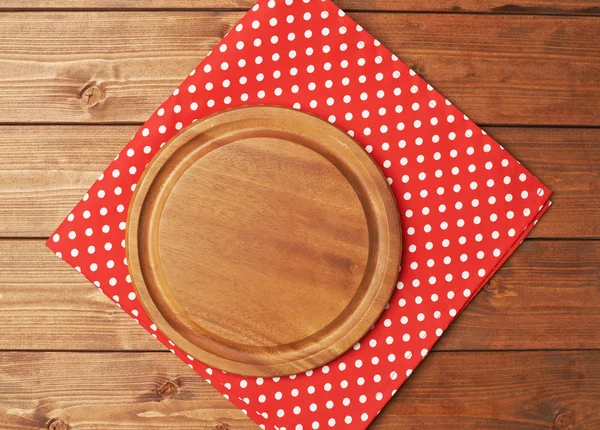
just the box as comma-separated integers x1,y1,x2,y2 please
483,280,496,293
48,418,69,430
157,380,178,399
554,410,575,429
215,424,229,430
80,84,103,107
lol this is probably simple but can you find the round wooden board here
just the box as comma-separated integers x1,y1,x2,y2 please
127,106,401,377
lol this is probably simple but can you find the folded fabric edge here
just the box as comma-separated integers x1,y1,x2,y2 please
458,197,552,315
363,194,553,429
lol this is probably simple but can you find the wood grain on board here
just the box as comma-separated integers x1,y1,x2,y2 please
0,126,597,238
0,12,598,125
0,350,598,429
0,351,252,430
1,0,599,15
375,350,600,429
0,240,160,351
435,239,600,351
126,106,401,377
1,239,598,352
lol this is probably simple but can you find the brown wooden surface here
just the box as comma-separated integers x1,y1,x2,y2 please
375,350,600,429
0,351,598,429
0,1,598,429
0,13,598,126
127,106,401,377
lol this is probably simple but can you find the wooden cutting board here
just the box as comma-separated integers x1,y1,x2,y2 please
127,106,401,377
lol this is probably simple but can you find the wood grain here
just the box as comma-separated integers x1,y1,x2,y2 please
0,126,131,238
0,351,252,430
0,3,597,428
375,350,600,429
0,350,598,429
2,240,598,352
0,239,161,351
127,106,400,376
0,12,598,125
2,0,599,15
435,239,600,351
489,127,600,239
0,126,597,239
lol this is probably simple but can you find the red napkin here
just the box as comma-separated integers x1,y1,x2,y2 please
47,0,551,428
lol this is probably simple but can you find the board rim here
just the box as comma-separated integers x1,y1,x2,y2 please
126,106,401,377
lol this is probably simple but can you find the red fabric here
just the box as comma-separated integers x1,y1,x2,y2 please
46,1,551,428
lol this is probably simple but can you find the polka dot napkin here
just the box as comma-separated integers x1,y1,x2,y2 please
47,0,551,428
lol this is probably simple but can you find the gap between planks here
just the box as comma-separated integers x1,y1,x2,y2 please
1,237,599,241
0,6,600,18
1,122,599,129
0,348,598,353
0,8,598,17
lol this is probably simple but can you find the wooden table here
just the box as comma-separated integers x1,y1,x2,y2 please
0,1,599,429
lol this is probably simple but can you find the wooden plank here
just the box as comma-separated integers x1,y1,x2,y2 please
1,240,598,351
0,12,597,126
0,126,134,238
374,350,600,429
0,351,598,429
487,127,600,239
0,351,253,429
2,0,600,15
0,126,597,238
435,239,600,351
0,240,162,351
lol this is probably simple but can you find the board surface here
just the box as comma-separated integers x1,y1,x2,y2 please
127,106,401,377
